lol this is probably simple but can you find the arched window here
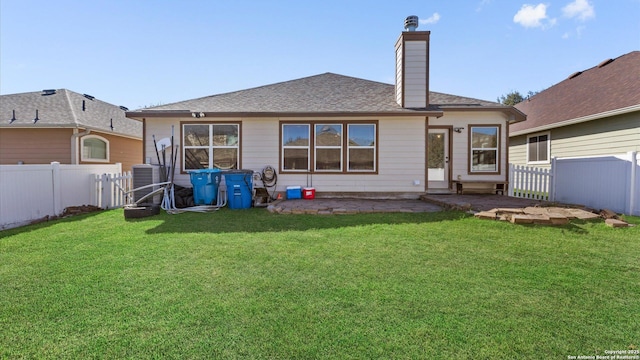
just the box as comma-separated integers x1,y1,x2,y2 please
81,135,109,162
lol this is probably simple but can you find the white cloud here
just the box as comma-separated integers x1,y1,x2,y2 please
420,13,441,25
562,32,570,39
562,0,595,21
513,4,556,29
476,0,493,11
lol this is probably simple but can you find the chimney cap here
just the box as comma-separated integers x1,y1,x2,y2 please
404,15,419,31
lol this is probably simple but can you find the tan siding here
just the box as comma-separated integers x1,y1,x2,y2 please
403,41,427,108
508,135,528,166
509,111,639,166
431,112,510,182
395,43,403,105
0,128,72,164
78,132,142,172
145,116,429,194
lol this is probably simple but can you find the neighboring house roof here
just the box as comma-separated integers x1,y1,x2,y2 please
0,89,142,138
128,73,523,120
511,51,640,135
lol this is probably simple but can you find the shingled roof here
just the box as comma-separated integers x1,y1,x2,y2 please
511,51,640,135
0,89,142,138
129,73,520,119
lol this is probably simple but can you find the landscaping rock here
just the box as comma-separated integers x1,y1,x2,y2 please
474,211,497,220
605,219,629,228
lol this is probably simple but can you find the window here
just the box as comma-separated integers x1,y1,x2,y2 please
527,133,549,163
282,124,310,171
281,122,377,173
348,124,375,171
315,124,342,171
81,135,109,162
470,125,499,173
183,123,239,171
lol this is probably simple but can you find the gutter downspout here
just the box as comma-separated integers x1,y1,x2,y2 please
71,129,91,164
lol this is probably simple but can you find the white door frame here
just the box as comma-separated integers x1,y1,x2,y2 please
427,127,451,191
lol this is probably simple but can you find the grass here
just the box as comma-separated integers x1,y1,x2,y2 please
1,208,639,359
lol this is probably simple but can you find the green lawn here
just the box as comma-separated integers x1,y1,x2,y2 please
1,208,638,359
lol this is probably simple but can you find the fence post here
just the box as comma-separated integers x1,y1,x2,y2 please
508,164,514,197
51,162,63,215
629,151,637,216
101,173,110,209
550,157,557,202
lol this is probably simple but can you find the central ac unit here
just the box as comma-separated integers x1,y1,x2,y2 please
132,164,162,205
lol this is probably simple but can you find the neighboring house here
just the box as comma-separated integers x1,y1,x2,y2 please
0,89,143,171
126,19,525,197
510,51,640,168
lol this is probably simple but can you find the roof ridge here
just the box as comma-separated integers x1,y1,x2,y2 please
146,73,396,110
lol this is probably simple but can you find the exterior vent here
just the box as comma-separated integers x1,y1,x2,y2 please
83,94,95,100
568,71,582,79
132,164,162,204
42,89,56,95
598,58,614,68
404,15,419,31
119,106,129,111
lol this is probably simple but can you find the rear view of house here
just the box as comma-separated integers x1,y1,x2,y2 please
0,89,142,171
126,17,524,198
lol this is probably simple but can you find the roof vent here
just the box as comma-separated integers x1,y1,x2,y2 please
404,16,419,31
568,71,582,79
119,106,129,111
42,89,56,95
83,94,95,100
598,58,614,68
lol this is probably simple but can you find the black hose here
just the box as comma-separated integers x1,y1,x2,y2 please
261,166,278,200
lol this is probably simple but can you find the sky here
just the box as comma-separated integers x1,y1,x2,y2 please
1,0,639,110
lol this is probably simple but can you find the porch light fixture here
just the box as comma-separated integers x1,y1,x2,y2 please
33,110,40,124
9,110,16,124
191,112,206,118
453,127,464,133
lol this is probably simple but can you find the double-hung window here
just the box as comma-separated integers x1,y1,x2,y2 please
183,123,239,171
281,122,376,173
527,133,549,163
470,125,499,173
282,124,310,171
347,124,375,171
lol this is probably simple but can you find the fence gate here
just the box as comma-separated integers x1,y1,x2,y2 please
508,164,553,201
95,171,133,209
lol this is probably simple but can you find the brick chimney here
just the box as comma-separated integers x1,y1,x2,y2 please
395,16,430,108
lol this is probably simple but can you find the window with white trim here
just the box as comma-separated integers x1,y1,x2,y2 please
281,122,376,173
470,125,499,173
315,124,342,171
183,123,239,170
282,124,310,171
527,132,549,163
81,135,109,162
347,124,375,171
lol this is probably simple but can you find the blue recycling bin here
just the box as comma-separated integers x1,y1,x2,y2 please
189,169,221,205
224,169,253,209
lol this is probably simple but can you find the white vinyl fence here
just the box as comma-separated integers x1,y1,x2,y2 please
553,152,639,216
509,164,553,201
509,151,639,216
0,162,124,230
94,171,133,209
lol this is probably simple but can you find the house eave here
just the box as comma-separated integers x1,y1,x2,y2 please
509,104,640,137
439,106,526,123
126,110,445,120
0,123,142,140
